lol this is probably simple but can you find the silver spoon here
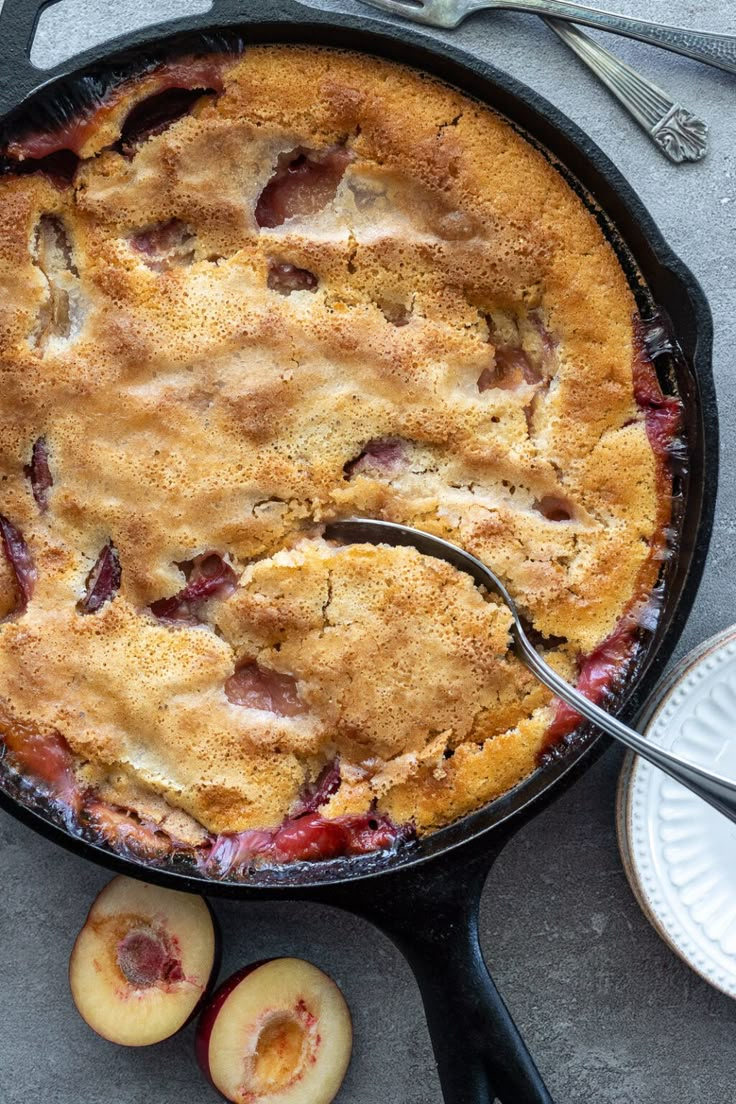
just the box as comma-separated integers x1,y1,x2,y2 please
325,518,736,825
356,0,736,76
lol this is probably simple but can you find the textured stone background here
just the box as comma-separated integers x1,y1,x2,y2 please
0,1,734,1101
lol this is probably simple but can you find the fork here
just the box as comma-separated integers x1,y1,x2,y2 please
356,0,736,76
545,19,708,163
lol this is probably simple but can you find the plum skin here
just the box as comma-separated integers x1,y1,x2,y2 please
195,961,266,1088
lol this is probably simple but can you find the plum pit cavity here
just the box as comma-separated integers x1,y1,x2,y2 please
252,1012,310,1093
116,927,182,988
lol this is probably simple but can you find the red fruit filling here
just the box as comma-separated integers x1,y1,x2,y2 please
0,149,79,187
119,86,215,152
267,261,319,295
344,437,406,478
542,615,639,749
0,719,81,813
632,315,683,464
4,56,231,161
24,437,53,511
201,811,414,877
294,758,342,816
117,928,184,987
130,219,196,270
225,662,304,717
255,146,354,229
0,516,36,611
77,543,121,614
541,314,680,752
151,552,237,623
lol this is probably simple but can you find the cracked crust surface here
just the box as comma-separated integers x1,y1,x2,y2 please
0,46,665,841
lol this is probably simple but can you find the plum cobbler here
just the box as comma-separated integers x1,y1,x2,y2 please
0,46,680,876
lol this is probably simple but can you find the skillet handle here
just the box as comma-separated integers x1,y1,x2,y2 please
332,837,554,1104
0,0,62,114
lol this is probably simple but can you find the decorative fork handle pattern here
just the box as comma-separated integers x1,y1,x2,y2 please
546,18,708,163
485,0,736,75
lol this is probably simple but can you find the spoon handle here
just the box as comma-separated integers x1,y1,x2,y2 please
517,633,736,824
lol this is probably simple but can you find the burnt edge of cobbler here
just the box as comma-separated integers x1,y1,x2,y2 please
0,29,702,887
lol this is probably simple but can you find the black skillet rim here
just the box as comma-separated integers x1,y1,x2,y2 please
0,4,719,896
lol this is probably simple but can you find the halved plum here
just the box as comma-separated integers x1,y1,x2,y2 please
69,875,219,1046
196,958,352,1104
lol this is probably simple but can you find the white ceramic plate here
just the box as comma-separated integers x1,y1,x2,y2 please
617,625,736,998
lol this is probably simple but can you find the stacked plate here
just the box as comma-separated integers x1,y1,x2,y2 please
617,625,736,997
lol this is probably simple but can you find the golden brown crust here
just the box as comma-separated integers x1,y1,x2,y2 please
0,47,664,840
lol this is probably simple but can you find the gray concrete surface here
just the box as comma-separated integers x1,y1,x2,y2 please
1,1,734,1101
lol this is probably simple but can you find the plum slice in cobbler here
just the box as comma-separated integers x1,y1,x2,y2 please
293,758,342,817
119,86,216,152
255,146,354,228
478,346,541,392
225,662,305,717
33,215,80,349
3,55,232,161
151,553,238,624
344,437,407,479
130,219,196,271
200,754,412,875
24,437,53,511
477,309,556,393
78,543,121,614
632,316,683,461
0,516,36,613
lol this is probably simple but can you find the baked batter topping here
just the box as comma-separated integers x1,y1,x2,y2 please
0,46,678,873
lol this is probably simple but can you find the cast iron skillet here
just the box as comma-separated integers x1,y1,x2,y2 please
0,1,718,1101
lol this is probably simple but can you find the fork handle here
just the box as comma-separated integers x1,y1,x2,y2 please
545,18,708,163
489,0,736,75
